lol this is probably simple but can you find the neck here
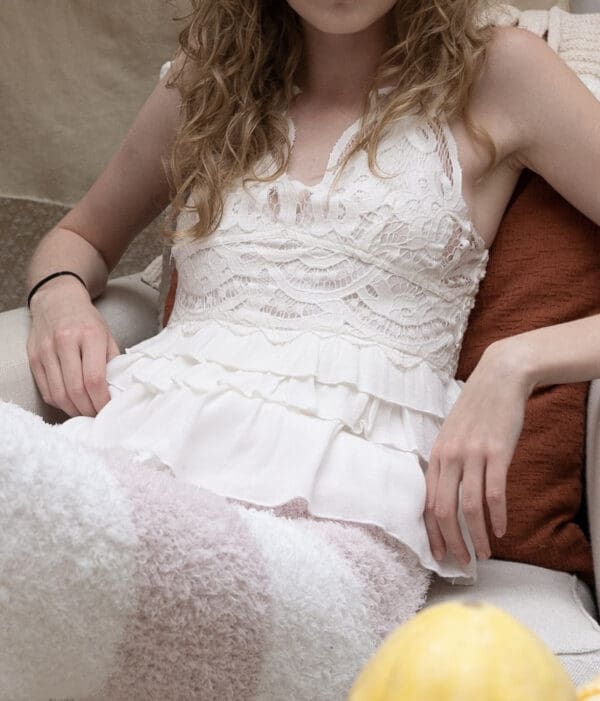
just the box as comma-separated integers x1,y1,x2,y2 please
296,15,392,106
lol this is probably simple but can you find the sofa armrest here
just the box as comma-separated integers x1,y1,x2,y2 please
0,273,159,424
586,378,600,606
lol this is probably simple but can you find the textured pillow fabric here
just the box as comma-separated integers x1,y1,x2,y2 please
159,170,599,588
162,257,177,329
456,169,599,589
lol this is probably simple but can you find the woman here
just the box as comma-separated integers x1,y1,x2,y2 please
2,0,599,698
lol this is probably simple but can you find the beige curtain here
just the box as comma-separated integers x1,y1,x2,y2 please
0,0,188,207
518,0,568,7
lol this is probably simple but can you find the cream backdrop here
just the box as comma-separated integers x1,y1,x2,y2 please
0,0,188,207
0,0,580,208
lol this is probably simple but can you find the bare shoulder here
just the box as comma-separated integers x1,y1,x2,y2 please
482,24,552,73
466,23,600,228
477,24,567,108
468,25,571,165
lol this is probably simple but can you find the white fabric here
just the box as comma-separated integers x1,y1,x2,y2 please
56,103,490,584
0,404,140,700
139,252,162,291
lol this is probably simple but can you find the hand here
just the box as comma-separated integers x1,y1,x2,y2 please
27,276,122,417
423,342,534,566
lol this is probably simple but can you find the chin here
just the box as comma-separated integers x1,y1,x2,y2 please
286,0,397,35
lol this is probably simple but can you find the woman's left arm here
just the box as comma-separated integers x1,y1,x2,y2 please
425,26,600,570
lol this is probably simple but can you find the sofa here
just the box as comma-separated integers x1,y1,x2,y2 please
2,2,600,692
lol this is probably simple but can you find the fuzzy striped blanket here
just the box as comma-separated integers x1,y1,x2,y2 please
0,400,431,701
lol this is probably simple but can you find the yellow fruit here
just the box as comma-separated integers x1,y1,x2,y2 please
578,674,600,700
348,601,577,701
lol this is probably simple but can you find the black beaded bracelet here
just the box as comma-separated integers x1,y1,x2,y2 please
27,271,88,310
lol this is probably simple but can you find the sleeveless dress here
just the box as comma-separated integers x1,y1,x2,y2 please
56,105,490,585
0,103,493,700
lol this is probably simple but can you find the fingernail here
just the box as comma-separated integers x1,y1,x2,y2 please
460,555,471,566
433,550,444,561
495,528,506,538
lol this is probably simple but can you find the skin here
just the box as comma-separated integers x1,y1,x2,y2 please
286,0,600,566
285,0,397,185
27,0,600,569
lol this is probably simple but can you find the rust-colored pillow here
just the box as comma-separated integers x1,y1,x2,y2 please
162,265,177,329
456,169,599,589
161,170,599,587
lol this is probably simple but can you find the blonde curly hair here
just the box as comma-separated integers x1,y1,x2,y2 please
161,0,502,245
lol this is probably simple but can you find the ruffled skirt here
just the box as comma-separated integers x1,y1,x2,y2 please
56,317,477,583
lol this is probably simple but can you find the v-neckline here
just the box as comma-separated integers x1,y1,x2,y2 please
282,113,363,192
282,85,395,192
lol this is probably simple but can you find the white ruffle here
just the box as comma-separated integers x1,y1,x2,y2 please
59,317,476,584
108,353,443,460
113,317,466,419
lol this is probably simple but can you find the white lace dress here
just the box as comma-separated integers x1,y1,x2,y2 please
57,108,490,583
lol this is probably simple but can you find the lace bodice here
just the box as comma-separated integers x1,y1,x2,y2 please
168,112,489,383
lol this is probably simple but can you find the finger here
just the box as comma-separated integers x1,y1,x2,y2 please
434,459,471,566
41,350,80,417
461,458,491,560
423,453,446,561
486,453,509,538
424,452,446,561
54,333,96,417
81,332,112,413
106,334,121,362
27,352,52,406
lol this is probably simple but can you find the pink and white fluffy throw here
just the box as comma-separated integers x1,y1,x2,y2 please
0,400,431,700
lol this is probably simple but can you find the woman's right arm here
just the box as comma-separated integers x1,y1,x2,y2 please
26,54,185,418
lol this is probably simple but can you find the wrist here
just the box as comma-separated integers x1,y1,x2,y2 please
28,274,91,313
480,337,539,399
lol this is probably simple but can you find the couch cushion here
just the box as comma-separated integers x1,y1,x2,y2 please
426,559,600,686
